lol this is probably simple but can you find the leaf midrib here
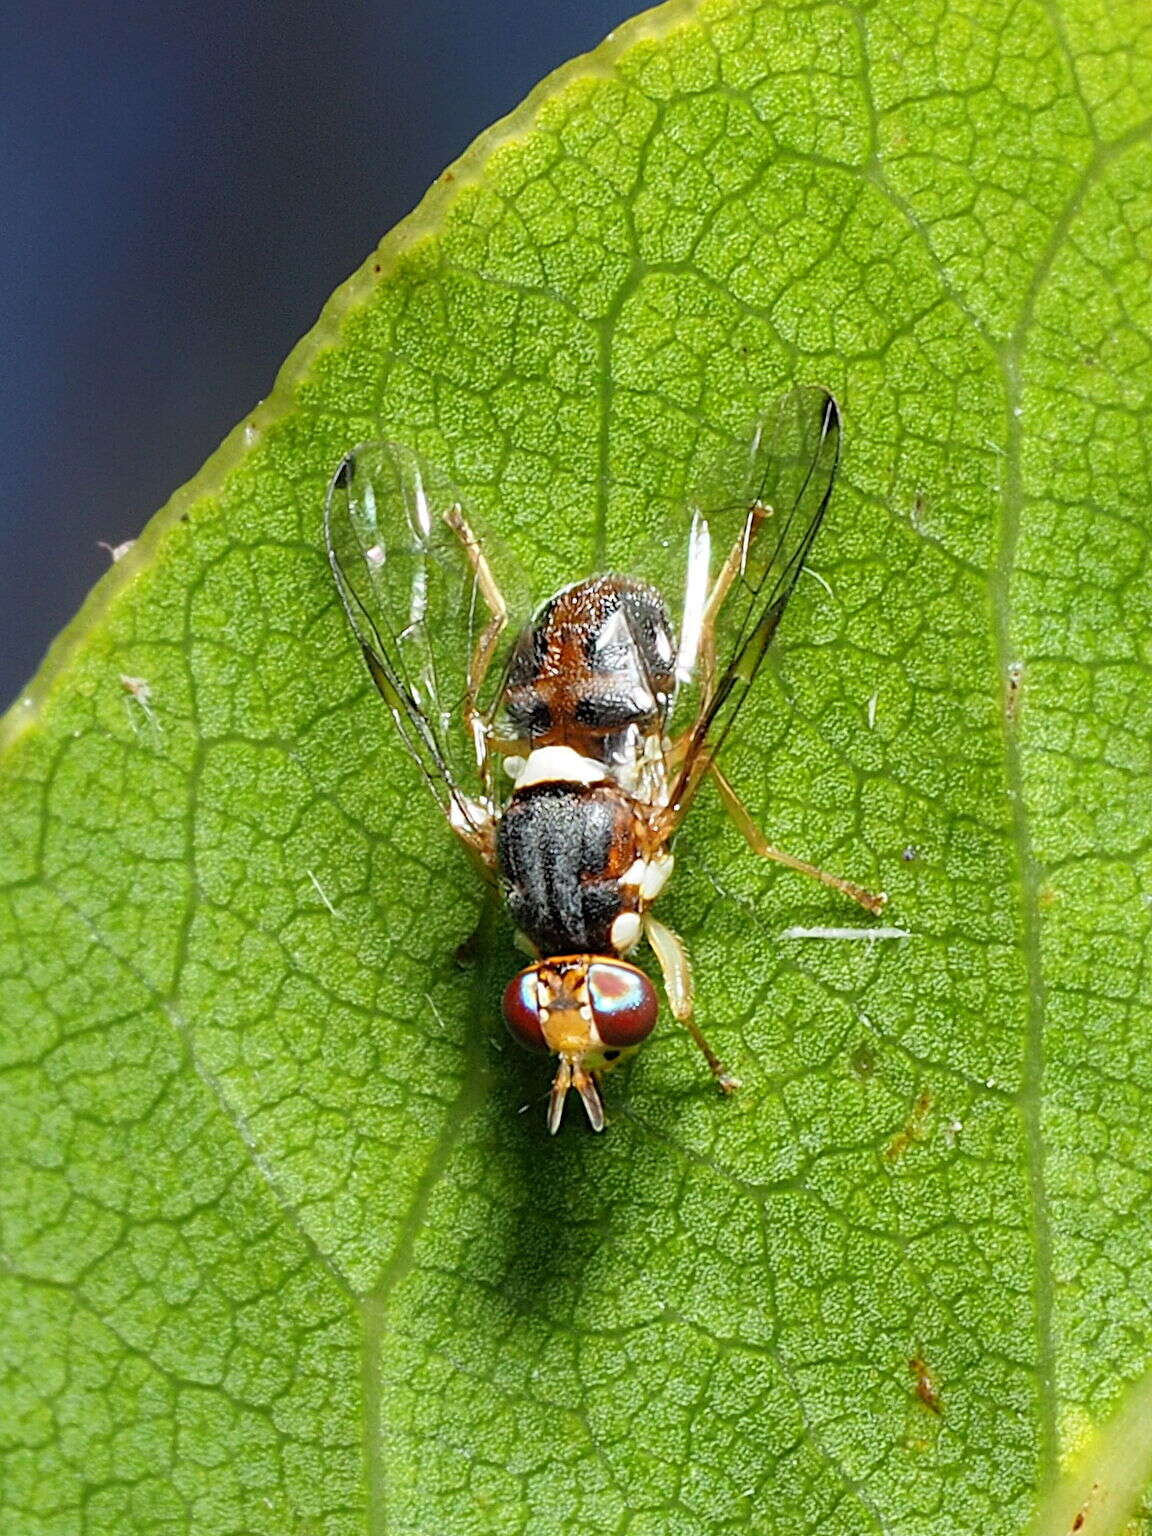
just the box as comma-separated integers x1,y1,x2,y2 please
990,118,1152,1480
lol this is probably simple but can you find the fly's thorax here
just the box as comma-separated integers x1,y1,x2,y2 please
497,744,675,962
509,744,607,791
620,850,675,905
503,727,671,807
606,727,673,804
497,754,646,959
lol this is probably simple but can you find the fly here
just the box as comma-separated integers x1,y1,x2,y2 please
324,387,886,1133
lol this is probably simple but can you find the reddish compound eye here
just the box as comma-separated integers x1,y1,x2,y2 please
588,962,658,1047
502,968,549,1052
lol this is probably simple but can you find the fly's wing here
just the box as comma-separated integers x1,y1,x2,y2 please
664,386,842,818
324,441,527,844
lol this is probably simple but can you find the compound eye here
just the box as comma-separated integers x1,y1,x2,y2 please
502,968,549,1052
587,962,658,1048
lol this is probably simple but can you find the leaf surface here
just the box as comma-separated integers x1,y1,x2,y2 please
3,0,1152,1531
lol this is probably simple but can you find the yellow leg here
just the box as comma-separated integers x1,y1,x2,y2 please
709,760,887,915
644,914,741,1093
697,502,769,710
443,505,509,790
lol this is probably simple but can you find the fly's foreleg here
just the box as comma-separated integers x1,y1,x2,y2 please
643,913,741,1094
444,505,508,789
709,760,887,915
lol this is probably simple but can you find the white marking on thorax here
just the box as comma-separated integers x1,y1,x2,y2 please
621,852,675,904
612,730,668,799
642,853,674,901
514,745,608,790
610,911,643,954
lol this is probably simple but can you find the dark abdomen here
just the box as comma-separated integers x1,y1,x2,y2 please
502,575,675,755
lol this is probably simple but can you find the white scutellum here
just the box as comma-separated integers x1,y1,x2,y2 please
514,745,608,790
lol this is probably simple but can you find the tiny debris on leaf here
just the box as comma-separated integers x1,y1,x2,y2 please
98,538,135,563
779,924,909,941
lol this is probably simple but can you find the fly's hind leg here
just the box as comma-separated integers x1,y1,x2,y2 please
708,759,887,915
444,505,509,790
443,505,508,695
643,913,742,1094
696,502,770,710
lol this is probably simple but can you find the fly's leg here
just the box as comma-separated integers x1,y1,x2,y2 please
444,505,508,792
697,501,769,708
644,913,742,1093
443,504,507,694
708,759,887,915
660,504,772,821
656,729,712,827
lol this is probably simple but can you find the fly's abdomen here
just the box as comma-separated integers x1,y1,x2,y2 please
503,576,676,752
497,779,640,957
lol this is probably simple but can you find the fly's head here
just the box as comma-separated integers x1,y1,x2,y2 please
502,955,659,1133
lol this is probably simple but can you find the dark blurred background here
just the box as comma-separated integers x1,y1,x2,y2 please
0,0,632,710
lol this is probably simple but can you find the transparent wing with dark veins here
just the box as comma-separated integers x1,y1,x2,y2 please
324,441,523,844
667,386,842,818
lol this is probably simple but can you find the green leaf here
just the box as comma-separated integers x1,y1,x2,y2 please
3,0,1152,1529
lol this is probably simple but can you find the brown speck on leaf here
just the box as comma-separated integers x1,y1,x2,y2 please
1005,659,1024,722
885,1087,935,1164
1068,1484,1101,1534
909,1351,941,1415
